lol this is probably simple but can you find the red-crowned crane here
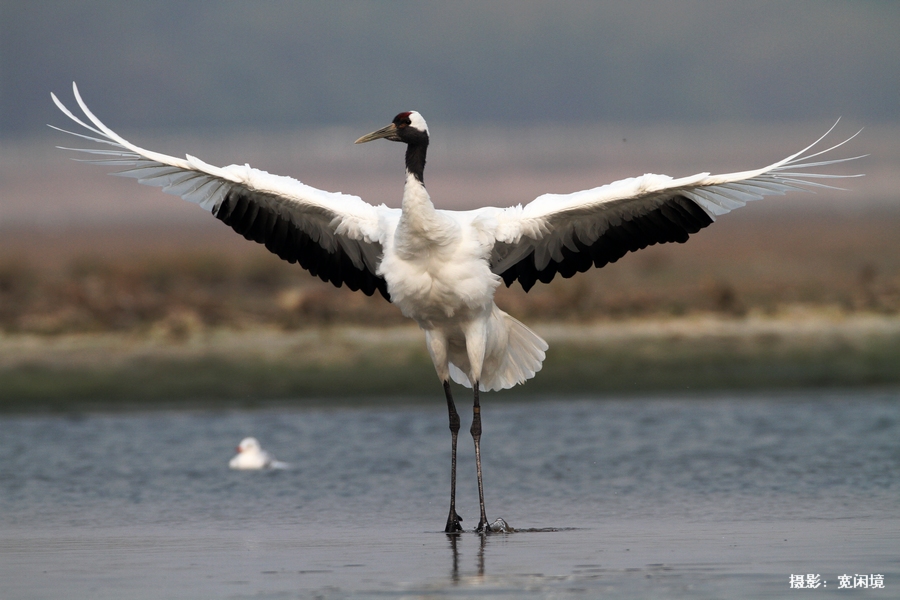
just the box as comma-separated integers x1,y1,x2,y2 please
51,83,862,533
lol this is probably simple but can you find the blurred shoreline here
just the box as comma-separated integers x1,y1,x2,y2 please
2,311,899,411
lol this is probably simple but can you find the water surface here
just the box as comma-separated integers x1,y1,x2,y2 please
2,391,898,598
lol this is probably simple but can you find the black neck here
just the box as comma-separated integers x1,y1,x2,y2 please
405,141,428,183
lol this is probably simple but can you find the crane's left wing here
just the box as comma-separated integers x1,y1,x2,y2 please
489,124,864,291
51,83,396,300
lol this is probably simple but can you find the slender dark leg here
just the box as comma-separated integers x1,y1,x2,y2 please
444,380,463,533
471,382,489,532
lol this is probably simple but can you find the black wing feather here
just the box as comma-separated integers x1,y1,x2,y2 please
215,189,390,300
501,195,713,292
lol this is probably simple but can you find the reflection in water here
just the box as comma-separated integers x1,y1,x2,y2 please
448,534,459,583
447,524,575,584
477,533,485,579
447,532,487,583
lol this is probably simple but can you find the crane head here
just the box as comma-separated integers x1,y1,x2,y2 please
355,111,429,145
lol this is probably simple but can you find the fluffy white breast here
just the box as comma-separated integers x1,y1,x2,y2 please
382,213,500,323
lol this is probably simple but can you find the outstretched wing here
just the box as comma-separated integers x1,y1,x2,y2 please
51,83,396,300
490,123,864,291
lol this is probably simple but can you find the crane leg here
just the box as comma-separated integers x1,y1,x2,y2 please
471,383,489,533
443,380,463,533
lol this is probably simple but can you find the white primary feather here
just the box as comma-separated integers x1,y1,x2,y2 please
51,83,396,278
488,121,864,275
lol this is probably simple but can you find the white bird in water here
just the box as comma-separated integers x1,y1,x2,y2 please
51,83,862,533
229,437,287,470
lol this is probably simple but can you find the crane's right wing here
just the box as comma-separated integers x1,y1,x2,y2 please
51,83,397,300
487,123,864,291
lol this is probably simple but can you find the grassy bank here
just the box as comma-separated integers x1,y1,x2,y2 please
2,313,898,411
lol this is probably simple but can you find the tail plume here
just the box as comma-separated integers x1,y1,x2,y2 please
449,308,548,392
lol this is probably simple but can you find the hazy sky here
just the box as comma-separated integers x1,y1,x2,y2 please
2,1,898,137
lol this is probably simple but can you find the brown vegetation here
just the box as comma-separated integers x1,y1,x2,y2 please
1,206,899,337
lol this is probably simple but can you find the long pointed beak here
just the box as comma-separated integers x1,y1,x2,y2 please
355,123,399,144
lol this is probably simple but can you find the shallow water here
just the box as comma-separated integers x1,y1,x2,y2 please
2,390,898,598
